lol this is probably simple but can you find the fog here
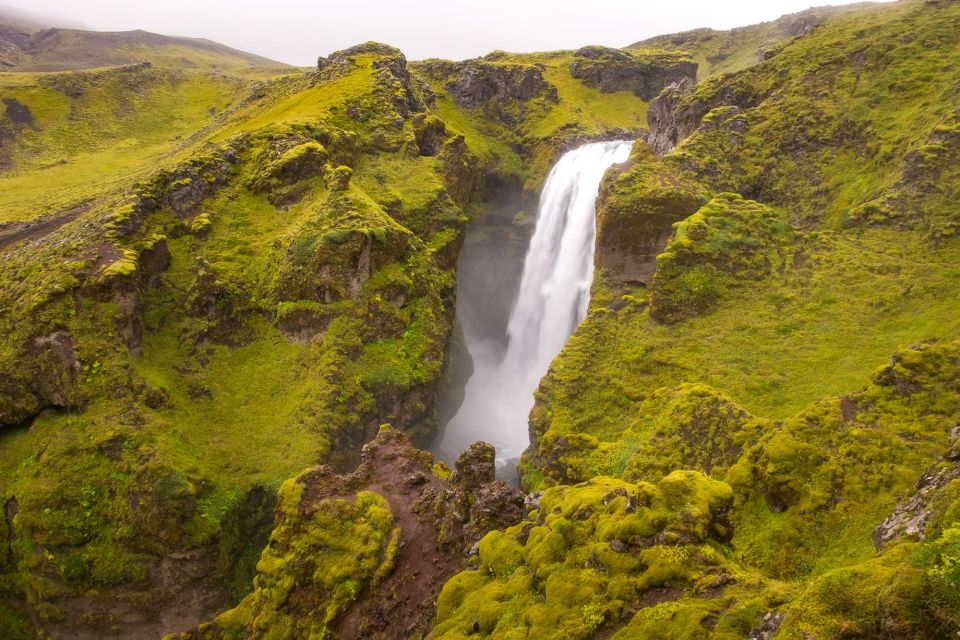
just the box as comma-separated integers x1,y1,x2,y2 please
5,0,889,65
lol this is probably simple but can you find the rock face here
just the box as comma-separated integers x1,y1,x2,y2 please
570,46,698,100
189,427,523,640
874,421,960,549
646,77,700,155
594,141,706,291
446,60,556,110
414,58,557,126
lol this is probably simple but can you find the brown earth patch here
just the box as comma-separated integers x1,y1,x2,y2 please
0,202,91,250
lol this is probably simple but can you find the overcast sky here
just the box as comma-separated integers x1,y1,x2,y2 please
6,0,887,65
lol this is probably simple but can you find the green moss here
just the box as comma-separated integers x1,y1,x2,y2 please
433,473,739,639
0,66,253,223
216,485,396,639
650,194,794,323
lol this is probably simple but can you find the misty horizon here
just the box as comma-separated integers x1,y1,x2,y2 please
3,0,894,65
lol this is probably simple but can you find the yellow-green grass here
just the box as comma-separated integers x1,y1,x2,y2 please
0,69,254,222
535,228,960,487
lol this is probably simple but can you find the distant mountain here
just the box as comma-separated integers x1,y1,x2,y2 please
0,24,288,71
629,3,875,79
0,4,86,32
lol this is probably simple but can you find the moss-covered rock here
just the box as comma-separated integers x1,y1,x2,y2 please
649,193,794,323
432,472,737,639
215,488,397,639
594,141,707,294
181,426,522,640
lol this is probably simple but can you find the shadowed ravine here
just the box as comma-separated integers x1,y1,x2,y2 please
433,140,633,479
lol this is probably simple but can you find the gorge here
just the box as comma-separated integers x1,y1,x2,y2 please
433,141,633,478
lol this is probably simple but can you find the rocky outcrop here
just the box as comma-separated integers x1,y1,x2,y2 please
873,420,960,549
646,77,701,155
318,43,423,118
594,141,706,291
446,60,555,110
447,442,525,549
105,141,242,241
184,427,523,640
570,46,697,100
414,58,557,127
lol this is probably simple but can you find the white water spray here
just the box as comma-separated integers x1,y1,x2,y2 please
433,140,633,475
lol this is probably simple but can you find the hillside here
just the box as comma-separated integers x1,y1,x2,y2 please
0,24,287,72
1,1,959,638
630,3,875,79
519,0,960,636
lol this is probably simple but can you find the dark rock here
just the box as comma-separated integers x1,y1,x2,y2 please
464,480,524,546
749,611,785,640
873,425,960,549
647,77,699,155
452,441,497,490
447,60,555,110
414,58,556,127
412,113,448,156
570,46,698,100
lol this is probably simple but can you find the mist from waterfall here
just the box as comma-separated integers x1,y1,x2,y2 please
433,140,634,478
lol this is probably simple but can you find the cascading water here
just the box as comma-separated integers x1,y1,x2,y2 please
433,140,633,478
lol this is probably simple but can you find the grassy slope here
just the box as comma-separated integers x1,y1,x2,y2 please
3,27,288,72
501,0,960,636
0,66,261,223
629,3,872,80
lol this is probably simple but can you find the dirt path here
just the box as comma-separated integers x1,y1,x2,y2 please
331,431,463,639
0,203,91,250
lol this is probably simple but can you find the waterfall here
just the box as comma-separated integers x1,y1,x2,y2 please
433,140,634,477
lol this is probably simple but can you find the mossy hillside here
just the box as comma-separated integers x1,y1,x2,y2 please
514,349,960,636
630,4,868,81
0,64,257,223
213,483,398,640
528,221,960,487
518,3,960,633
846,111,960,241
0,43,487,636
1,26,289,73
649,193,794,323
724,341,959,574
659,0,960,228
529,0,960,485
431,473,767,639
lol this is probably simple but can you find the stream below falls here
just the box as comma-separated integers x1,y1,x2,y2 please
432,140,634,481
